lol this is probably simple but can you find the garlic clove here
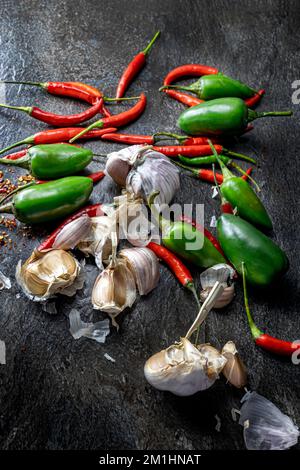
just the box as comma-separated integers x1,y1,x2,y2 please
197,343,227,380
105,145,150,187
52,215,92,251
200,264,235,308
92,258,137,326
200,284,235,308
221,341,248,388
16,249,81,301
119,247,160,295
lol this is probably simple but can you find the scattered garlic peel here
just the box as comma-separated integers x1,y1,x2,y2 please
69,309,110,343
0,271,11,290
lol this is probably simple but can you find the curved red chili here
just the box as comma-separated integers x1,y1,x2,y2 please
37,203,104,251
69,94,147,142
116,32,160,98
244,89,265,108
180,215,225,257
163,64,219,86
163,89,203,107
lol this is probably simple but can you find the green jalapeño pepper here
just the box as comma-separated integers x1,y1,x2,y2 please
0,176,93,224
148,191,226,268
161,73,257,100
208,141,272,230
217,214,288,287
178,97,292,136
0,143,93,179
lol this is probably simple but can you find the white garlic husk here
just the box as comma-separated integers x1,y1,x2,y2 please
200,264,235,308
126,148,180,205
105,145,150,186
77,215,117,269
51,215,92,251
92,257,137,327
144,338,227,396
16,249,82,301
119,247,160,295
197,343,228,380
221,341,248,388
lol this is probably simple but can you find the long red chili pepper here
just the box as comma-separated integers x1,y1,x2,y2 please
147,241,199,305
179,215,225,257
0,127,117,155
69,93,147,142
116,32,160,98
3,149,28,160
163,64,219,86
242,262,300,357
38,203,104,251
153,132,220,146
0,98,103,127
244,89,265,108
101,132,154,145
162,89,204,107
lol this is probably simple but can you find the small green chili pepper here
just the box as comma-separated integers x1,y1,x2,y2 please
148,191,226,268
0,143,93,180
161,73,257,100
217,214,288,287
0,176,93,224
178,97,292,136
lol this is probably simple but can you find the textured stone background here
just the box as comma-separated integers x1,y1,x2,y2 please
0,0,299,450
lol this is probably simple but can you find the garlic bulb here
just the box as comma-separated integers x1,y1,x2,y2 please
144,338,226,396
16,249,82,301
105,145,150,186
119,247,160,295
126,148,180,204
52,215,92,251
221,341,247,388
92,257,136,327
200,264,235,308
77,216,116,269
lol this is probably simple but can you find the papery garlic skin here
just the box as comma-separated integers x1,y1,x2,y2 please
92,258,136,326
144,338,225,396
105,145,149,186
197,344,227,380
77,216,115,269
16,249,82,301
200,264,235,308
52,215,92,251
119,247,160,295
221,341,248,388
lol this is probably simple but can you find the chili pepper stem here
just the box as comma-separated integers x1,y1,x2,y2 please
104,96,141,102
0,156,30,169
248,109,293,122
142,31,161,55
171,159,198,176
69,120,104,143
186,281,201,308
0,201,13,214
0,182,36,205
0,80,47,88
153,131,188,144
241,262,263,340
0,136,34,155
159,84,192,93
0,103,32,115
224,149,256,165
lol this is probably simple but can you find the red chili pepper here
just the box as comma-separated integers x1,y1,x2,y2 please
101,132,154,145
0,98,103,127
179,215,225,257
37,203,104,251
153,132,220,146
196,168,224,184
242,262,300,357
69,94,147,142
163,89,203,107
163,64,219,86
3,149,28,160
116,32,160,98
221,201,234,214
244,89,265,108
0,127,118,156
86,171,105,183
241,167,253,181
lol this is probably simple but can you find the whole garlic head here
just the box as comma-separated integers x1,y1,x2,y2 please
144,338,227,396
105,145,150,186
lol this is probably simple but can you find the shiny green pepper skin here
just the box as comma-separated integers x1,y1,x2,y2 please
12,176,93,224
221,177,273,230
217,214,289,287
191,73,256,100
162,221,226,268
28,144,93,179
178,98,249,136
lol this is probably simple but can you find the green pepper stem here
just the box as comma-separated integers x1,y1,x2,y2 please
0,156,30,169
248,109,293,122
0,103,32,115
103,96,141,102
0,201,13,214
153,131,188,144
186,281,201,309
0,80,46,89
171,159,198,175
142,31,161,55
224,149,256,165
159,83,196,93
0,135,34,155
147,190,170,234
69,119,104,143
0,182,36,205
241,262,263,340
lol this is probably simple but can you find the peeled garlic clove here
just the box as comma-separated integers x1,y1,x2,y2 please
200,284,235,308
105,145,149,186
197,343,227,380
200,264,235,308
16,249,81,301
52,215,92,250
221,341,247,388
92,258,136,326
119,247,160,295
144,338,218,396
239,391,299,450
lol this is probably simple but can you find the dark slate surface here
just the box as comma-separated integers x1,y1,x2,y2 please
0,0,299,450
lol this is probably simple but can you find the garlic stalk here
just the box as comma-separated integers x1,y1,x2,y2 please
119,247,160,295
51,215,92,251
221,341,248,388
200,264,235,308
16,249,82,301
